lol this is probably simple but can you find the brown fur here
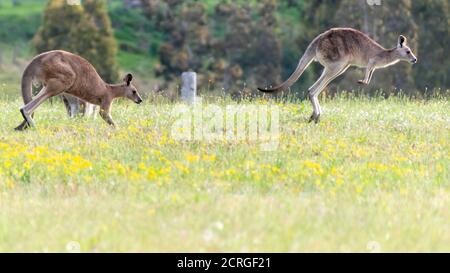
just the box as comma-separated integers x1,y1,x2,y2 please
258,28,417,123
15,50,143,130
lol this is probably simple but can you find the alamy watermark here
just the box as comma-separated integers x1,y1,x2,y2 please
67,0,81,5
367,0,382,6
170,99,280,151
66,241,81,253
366,241,382,253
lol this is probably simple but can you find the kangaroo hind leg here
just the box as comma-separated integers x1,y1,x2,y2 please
19,79,65,129
15,83,43,131
308,63,349,124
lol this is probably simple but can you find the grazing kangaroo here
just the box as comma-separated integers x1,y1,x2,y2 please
15,50,143,130
258,28,417,123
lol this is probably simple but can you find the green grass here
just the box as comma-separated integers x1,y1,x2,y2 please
0,94,448,252
0,0,46,16
117,51,157,74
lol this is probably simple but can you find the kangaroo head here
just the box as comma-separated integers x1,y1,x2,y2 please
121,73,143,104
395,35,417,64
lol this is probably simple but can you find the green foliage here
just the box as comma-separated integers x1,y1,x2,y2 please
141,0,449,96
412,0,450,92
109,2,161,55
33,0,119,82
83,0,119,82
330,0,418,94
1,0,449,95
0,0,44,43
153,0,210,82
0,96,449,251
251,0,282,85
142,0,283,94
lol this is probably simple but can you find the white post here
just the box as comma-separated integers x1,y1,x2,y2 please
181,72,197,104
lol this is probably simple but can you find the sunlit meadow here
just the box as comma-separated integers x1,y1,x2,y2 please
0,92,448,252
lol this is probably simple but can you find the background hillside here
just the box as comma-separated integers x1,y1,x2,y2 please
0,0,449,99
0,0,155,83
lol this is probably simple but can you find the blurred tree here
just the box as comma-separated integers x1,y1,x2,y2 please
140,0,160,15
141,0,447,97
143,0,211,88
34,0,85,53
412,0,450,93
301,0,340,34
292,0,341,97
34,0,118,83
215,2,253,91
141,0,283,94
123,0,144,8
251,0,282,89
332,0,418,95
83,0,119,82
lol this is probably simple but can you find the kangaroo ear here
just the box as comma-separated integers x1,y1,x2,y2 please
123,73,133,86
398,35,407,48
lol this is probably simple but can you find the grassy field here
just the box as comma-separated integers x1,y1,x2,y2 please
0,93,448,252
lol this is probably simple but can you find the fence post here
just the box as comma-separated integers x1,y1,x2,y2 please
181,72,197,104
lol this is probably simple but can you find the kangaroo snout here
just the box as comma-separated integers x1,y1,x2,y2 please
411,58,418,64
134,93,143,104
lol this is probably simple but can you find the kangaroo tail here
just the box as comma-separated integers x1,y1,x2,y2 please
20,51,52,104
21,63,35,105
258,42,317,93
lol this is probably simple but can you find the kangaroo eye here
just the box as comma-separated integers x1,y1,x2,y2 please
132,90,137,94
406,51,411,54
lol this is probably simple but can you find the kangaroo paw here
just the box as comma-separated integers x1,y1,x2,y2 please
20,108,35,128
314,115,321,124
14,120,30,131
308,114,321,124
358,80,367,85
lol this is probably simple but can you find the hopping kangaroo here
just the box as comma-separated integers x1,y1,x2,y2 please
15,50,143,130
258,28,417,123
